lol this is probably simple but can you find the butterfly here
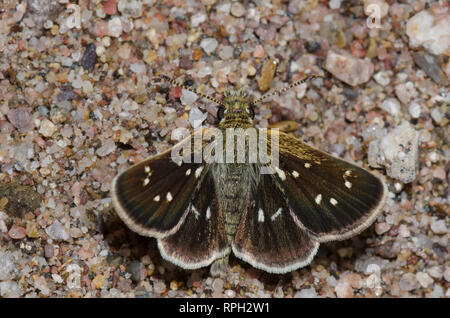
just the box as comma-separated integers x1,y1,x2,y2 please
111,75,387,274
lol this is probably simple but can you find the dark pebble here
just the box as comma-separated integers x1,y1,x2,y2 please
304,41,321,53
126,260,143,283
81,43,97,72
179,55,193,69
57,89,78,102
412,51,449,86
44,244,54,258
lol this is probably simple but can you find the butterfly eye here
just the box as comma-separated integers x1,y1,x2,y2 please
247,106,255,119
217,106,226,121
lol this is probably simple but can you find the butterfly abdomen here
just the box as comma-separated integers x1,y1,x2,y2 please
213,163,252,245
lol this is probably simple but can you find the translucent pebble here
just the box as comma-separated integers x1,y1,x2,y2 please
200,38,218,55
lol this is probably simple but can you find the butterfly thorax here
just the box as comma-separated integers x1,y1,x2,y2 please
218,89,255,130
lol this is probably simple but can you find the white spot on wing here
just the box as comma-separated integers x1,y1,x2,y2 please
195,166,204,178
192,205,200,219
143,178,149,186
153,195,160,202
304,163,311,168
315,194,322,205
258,208,265,222
166,192,173,202
292,170,299,178
186,168,191,176
145,166,150,173
271,208,282,221
345,170,352,176
275,167,286,181
345,181,352,189
330,198,338,206
206,206,211,220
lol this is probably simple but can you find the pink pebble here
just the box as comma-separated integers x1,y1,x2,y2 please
8,224,26,239
103,0,117,15
253,45,265,58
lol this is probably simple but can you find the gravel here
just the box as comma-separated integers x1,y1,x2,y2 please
0,0,448,299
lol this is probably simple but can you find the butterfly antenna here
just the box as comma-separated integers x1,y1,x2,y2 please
250,74,321,105
155,74,225,106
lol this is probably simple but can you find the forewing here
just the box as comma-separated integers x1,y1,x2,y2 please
232,169,319,274
267,130,387,242
111,129,211,239
158,167,229,269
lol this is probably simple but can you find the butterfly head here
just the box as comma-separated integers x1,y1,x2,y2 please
217,89,255,127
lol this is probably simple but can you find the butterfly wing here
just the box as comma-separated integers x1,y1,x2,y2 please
232,165,319,274
111,128,213,239
157,167,230,269
267,130,387,242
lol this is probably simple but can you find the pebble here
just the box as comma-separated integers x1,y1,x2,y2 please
92,274,105,289
39,118,56,137
294,287,317,298
398,224,410,238
0,281,23,298
6,108,33,133
253,45,265,58
395,82,416,104
50,108,68,124
373,71,391,86
218,45,234,60
335,280,352,298
430,219,447,235
230,2,246,17
412,51,449,86
375,222,390,235
200,38,218,55
44,244,54,259
96,138,117,157
34,276,50,295
191,12,207,27
127,260,142,283
408,102,421,118
117,0,143,18
429,285,444,298
81,43,97,72
399,273,418,291
181,89,198,106
108,17,123,37
329,0,341,9
8,224,26,239
212,278,224,292
45,221,70,241
103,0,117,15
325,50,374,86
430,109,443,124
380,98,401,117
368,121,420,183
444,268,450,282
224,289,236,297
26,222,40,238
427,266,443,279
406,9,450,55
153,281,166,294
416,272,433,288
130,61,147,74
